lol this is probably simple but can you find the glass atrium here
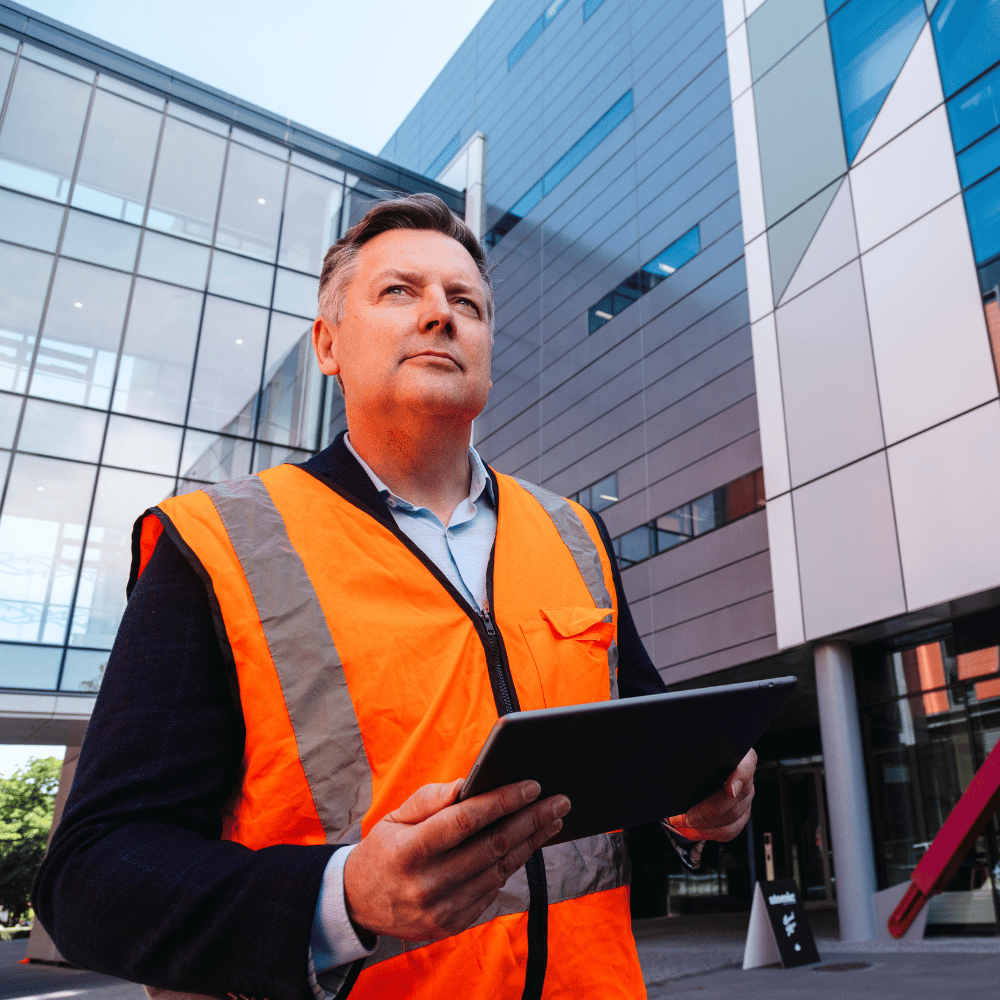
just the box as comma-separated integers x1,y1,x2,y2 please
0,21,457,694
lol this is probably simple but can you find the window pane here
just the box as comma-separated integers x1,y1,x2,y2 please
215,143,287,262
691,491,722,535
72,89,161,224
102,413,182,475
932,0,1000,98
21,44,94,83
0,49,13,100
61,647,109,692
272,268,317,318
947,63,1000,153
508,15,544,71
0,244,55,393
957,128,1000,188
137,230,210,290
965,170,1000,265
207,250,274,306
590,473,619,511
252,443,312,473
257,313,322,449
642,225,701,290
617,525,652,565
147,118,227,244
167,101,229,136
188,296,268,435
179,429,252,482
60,210,141,272
0,642,61,691
18,397,105,462
0,391,21,447
30,259,131,407
829,0,926,162
725,469,766,521
0,60,92,202
0,453,96,644
97,74,164,111
278,167,343,276
231,127,288,159
0,188,64,252
69,466,174,649
113,278,201,423
341,184,381,236
290,151,345,183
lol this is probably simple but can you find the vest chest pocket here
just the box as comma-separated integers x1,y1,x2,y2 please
519,606,615,708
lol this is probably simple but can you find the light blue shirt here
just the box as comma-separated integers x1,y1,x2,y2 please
310,435,499,990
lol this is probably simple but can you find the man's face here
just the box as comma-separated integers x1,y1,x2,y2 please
313,229,493,429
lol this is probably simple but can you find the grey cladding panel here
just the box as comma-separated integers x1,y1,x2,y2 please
747,0,826,80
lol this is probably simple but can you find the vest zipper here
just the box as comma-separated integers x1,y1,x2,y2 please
479,605,514,716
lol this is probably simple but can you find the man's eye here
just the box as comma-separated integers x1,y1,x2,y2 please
457,297,481,314
384,285,407,296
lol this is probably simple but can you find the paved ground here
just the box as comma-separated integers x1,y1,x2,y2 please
4,911,1000,999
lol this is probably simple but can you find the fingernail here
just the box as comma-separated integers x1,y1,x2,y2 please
553,796,571,818
730,779,743,798
522,780,541,802
549,818,563,836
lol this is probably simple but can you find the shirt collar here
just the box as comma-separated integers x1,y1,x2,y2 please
344,433,495,511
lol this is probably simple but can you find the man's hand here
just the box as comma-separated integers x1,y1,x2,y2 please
343,779,569,942
668,748,757,842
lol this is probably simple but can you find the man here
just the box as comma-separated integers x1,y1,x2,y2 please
34,195,754,1000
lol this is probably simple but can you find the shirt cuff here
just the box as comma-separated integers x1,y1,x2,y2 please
661,819,706,872
310,844,378,976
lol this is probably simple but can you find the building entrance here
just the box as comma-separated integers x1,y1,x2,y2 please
753,761,834,906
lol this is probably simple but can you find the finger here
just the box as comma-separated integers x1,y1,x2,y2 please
417,780,543,855
388,779,465,826
672,786,754,841
725,749,758,798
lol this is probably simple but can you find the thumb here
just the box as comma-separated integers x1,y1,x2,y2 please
388,779,464,825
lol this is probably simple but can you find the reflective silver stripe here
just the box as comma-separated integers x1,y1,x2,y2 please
205,476,372,844
511,477,620,700
364,833,629,968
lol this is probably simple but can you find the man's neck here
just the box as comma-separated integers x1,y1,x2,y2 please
346,419,474,526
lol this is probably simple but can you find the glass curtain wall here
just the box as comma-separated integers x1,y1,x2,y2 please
857,628,1000,930
0,33,408,693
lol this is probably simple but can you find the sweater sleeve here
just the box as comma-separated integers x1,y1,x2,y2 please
32,531,337,1000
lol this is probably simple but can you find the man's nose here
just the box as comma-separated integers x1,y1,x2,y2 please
419,286,455,333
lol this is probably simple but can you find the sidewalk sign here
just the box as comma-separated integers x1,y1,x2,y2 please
742,878,820,970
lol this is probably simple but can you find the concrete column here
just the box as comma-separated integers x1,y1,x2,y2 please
27,746,80,963
814,641,877,942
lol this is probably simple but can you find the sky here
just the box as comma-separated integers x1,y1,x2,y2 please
19,0,496,156
0,0,497,778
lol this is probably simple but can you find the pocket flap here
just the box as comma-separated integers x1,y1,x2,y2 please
540,605,615,639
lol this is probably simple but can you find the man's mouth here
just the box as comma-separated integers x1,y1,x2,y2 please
409,350,461,368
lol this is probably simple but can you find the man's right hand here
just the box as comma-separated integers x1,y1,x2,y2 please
343,779,569,942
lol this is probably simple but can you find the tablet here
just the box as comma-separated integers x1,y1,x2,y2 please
458,676,797,844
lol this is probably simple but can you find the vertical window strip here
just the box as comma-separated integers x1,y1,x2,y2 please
508,0,573,71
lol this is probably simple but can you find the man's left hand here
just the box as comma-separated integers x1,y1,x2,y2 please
667,748,757,842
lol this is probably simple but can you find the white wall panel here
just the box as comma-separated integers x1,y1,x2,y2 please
889,402,1000,611
850,106,960,253
777,261,884,486
862,197,997,444
724,0,746,36
853,24,943,165
745,230,773,322
732,89,767,243
794,454,906,639
726,23,753,102
751,313,791,497
765,493,804,648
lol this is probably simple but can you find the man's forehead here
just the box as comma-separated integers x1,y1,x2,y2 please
358,228,479,279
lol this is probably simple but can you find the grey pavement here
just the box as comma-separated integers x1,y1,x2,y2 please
3,912,1000,999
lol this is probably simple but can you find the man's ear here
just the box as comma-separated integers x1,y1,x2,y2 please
312,316,340,377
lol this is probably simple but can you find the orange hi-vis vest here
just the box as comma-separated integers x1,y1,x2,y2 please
133,461,647,1000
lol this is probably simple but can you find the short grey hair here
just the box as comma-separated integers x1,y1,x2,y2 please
317,193,494,335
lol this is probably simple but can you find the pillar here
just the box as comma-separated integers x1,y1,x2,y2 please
813,641,877,941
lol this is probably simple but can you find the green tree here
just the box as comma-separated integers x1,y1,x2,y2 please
0,756,61,926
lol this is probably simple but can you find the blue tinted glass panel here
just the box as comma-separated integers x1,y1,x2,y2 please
616,525,652,567
965,169,1000,263
542,90,633,194
508,15,544,70
947,63,1000,152
958,128,1000,187
544,0,571,26
826,0,850,13
584,0,606,20
589,299,614,333
932,0,1000,98
829,0,926,163
426,134,460,178
511,179,544,219
642,225,701,283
